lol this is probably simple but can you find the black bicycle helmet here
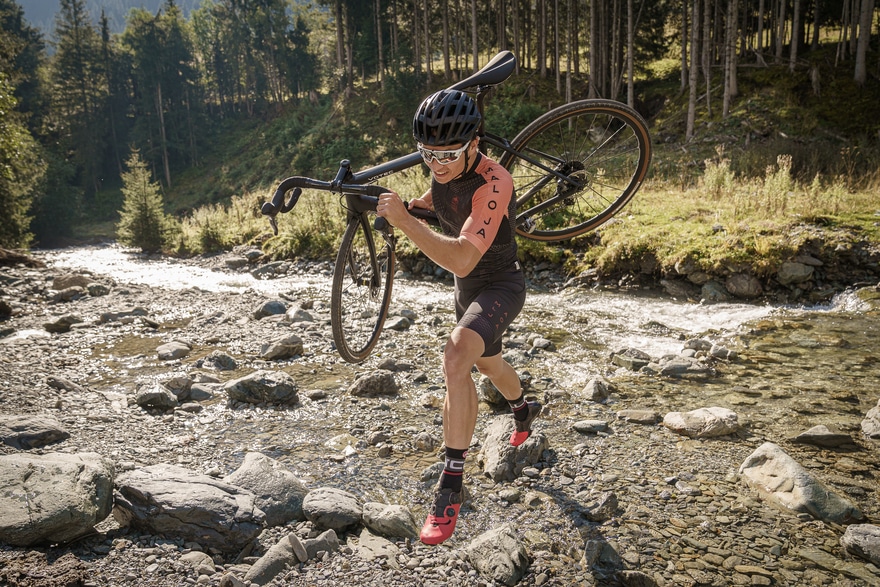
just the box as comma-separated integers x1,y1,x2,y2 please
412,90,481,147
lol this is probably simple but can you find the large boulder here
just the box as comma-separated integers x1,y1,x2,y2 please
738,442,865,525
0,452,114,546
477,415,547,482
0,415,70,449
466,524,530,586
223,452,309,527
113,463,265,553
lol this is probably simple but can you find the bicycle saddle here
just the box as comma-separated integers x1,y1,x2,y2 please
449,51,516,92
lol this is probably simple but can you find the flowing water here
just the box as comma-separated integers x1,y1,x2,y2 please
44,245,880,509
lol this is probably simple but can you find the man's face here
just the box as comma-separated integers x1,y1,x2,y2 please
420,139,479,184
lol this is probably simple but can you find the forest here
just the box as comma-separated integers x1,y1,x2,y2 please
0,0,878,250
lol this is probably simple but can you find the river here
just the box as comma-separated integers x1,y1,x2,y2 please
44,243,880,461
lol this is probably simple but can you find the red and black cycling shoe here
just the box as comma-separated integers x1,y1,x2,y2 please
420,487,462,545
510,401,542,447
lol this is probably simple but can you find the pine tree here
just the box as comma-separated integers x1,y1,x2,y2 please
116,149,171,253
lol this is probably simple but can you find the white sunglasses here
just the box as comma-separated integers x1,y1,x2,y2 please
417,141,471,165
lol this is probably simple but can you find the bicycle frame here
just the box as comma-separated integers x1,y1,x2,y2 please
264,131,582,235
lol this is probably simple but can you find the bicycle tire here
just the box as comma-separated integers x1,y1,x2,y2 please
330,214,395,363
499,99,652,241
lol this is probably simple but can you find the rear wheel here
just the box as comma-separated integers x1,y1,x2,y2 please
330,214,395,363
500,99,652,241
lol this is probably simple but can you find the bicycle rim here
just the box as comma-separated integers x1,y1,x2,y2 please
330,215,395,363
501,99,652,241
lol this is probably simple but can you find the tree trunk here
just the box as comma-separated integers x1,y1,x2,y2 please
686,0,700,140
854,0,875,84
391,0,399,61
424,0,432,82
703,0,712,117
555,0,561,94
442,0,451,79
775,0,786,63
681,0,688,94
567,0,573,103
589,0,598,98
335,0,344,70
376,0,385,88
413,0,421,74
790,0,801,71
627,0,634,107
513,0,520,74
155,82,171,189
539,0,547,78
811,0,821,50
471,0,478,71
757,0,766,64
723,0,739,117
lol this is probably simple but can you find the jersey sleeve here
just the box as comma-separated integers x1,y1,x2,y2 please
460,167,513,255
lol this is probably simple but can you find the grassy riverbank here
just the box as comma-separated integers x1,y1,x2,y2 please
72,57,880,294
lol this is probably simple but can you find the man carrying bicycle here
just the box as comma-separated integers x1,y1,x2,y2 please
377,89,541,546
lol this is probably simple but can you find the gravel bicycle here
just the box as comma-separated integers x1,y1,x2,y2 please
262,50,652,363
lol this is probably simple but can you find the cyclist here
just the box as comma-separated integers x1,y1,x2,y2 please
377,89,541,546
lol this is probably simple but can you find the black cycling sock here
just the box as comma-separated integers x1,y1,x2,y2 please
439,447,467,493
509,392,529,421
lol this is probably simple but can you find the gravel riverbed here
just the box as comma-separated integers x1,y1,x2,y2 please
1,248,879,587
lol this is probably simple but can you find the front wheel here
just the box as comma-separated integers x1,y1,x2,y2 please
500,99,652,241
330,214,395,363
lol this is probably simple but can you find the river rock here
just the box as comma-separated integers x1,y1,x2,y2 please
113,463,265,554
576,490,620,523
777,261,814,285
224,370,298,405
0,415,70,449
616,409,660,424
662,406,739,438
725,273,763,298
52,273,91,290
135,381,178,410
573,420,609,434
302,528,341,560
0,452,114,546
840,524,880,565
384,316,411,331
286,308,313,322
202,350,237,370
361,502,419,539
259,333,304,360
254,299,286,318
223,452,308,526
243,532,303,585
738,442,865,524
610,348,652,371
353,528,401,568
792,424,854,448
477,415,547,482
583,376,612,402
701,280,730,302
347,370,399,397
43,314,83,333
157,340,191,360
862,398,880,439
302,486,363,531
465,523,530,586
52,286,86,303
